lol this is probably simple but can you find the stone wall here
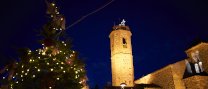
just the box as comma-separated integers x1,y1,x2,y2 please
134,43,208,89
135,66,175,89
185,43,208,73
135,60,187,89
183,75,208,89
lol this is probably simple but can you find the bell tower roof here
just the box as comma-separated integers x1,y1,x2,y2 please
112,19,130,31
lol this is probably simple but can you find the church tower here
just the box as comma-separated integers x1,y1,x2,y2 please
109,19,134,87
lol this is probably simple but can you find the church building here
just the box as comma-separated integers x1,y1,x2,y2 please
106,20,208,89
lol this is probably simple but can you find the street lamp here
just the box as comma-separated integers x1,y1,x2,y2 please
120,83,127,89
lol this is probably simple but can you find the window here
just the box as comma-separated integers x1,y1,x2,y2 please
123,38,127,48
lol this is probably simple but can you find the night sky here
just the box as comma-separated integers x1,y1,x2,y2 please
0,0,208,88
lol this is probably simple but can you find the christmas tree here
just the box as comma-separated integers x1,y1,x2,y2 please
1,0,87,89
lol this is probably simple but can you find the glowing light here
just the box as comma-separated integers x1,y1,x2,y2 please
49,87,52,89
57,78,60,80
42,52,46,55
61,67,63,69
51,3,55,6
120,83,127,89
38,69,40,72
33,75,35,78
63,71,65,73
51,68,54,71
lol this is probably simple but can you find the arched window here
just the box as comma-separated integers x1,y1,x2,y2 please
123,38,127,48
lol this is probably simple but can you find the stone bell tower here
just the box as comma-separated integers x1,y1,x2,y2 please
109,19,134,87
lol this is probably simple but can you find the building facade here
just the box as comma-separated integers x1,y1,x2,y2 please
135,43,208,89
109,20,134,87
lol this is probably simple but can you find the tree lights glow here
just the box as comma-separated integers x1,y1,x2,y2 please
0,0,88,89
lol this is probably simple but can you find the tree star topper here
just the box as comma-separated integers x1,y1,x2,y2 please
119,19,126,26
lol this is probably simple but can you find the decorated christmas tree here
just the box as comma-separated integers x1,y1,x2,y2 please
1,0,88,89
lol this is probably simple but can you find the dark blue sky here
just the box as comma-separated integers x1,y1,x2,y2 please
0,0,208,88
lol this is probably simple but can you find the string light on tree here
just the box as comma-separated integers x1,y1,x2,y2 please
6,0,87,89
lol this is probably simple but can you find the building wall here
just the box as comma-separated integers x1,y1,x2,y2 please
183,76,208,89
135,43,208,89
109,26,134,87
186,43,208,73
135,66,175,89
135,60,186,89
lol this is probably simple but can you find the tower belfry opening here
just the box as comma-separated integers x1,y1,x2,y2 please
123,38,127,48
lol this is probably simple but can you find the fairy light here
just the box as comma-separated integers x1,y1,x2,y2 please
42,52,46,55
57,78,60,80
33,75,35,78
51,68,54,71
61,67,63,69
